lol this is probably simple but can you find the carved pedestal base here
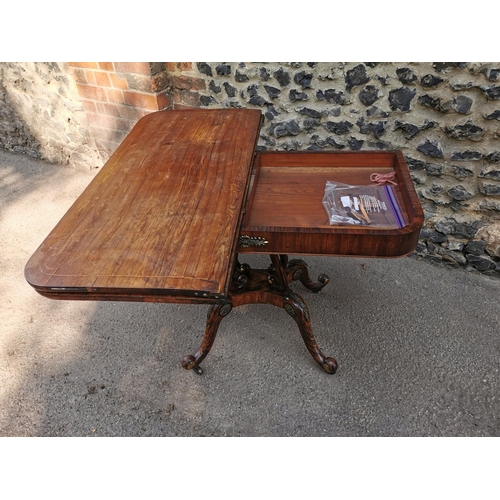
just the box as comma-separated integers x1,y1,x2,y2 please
182,254,337,375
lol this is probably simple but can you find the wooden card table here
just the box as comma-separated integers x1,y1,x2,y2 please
25,108,424,375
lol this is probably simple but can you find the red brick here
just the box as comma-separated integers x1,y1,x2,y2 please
156,92,172,110
172,95,192,108
95,102,106,114
171,93,183,106
124,74,153,93
175,89,201,107
103,102,122,117
84,70,96,85
176,62,192,71
98,62,114,71
76,84,107,101
110,73,128,90
72,68,88,85
151,71,169,92
114,62,151,75
122,91,158,110
164,62,192,72
94,71,111,87
106,88,124,104
81,100,97,113
119,105,145,121
149,63,166,75
69,62,98,69
171,75,206,91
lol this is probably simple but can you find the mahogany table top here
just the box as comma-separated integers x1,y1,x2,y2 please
25,108,262,303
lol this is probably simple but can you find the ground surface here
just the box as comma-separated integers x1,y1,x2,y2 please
1,149,499,437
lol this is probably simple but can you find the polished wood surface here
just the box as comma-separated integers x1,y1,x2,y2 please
25,108,262,302
239,151,424,257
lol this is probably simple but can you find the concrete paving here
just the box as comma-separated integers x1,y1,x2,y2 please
1,148,499,437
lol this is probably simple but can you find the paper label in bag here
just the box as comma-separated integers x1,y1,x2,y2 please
341,196,351,208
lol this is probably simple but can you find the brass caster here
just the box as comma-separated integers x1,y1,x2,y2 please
182,355,204,375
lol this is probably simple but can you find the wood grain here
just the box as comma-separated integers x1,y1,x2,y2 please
25,108,262,301
239,151,424,257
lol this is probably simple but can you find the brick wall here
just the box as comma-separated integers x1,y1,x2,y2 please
163,62,208,109
0,62,198,167
68,62,172,161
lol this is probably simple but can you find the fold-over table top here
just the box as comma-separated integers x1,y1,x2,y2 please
25,109,263,301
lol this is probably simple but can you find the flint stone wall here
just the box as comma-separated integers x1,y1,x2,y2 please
1,61,499,276
180,62,500,276
0,62,101,168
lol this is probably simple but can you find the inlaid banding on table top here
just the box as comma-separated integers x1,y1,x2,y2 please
25,108,263,300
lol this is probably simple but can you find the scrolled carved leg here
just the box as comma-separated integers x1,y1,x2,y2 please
283,292,338,374
287,258,330,293
184,255,337,375
181,301,232,374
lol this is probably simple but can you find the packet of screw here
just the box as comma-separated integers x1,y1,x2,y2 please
322,181,407,228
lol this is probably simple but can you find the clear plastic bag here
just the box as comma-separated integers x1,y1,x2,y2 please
322,181,407,228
